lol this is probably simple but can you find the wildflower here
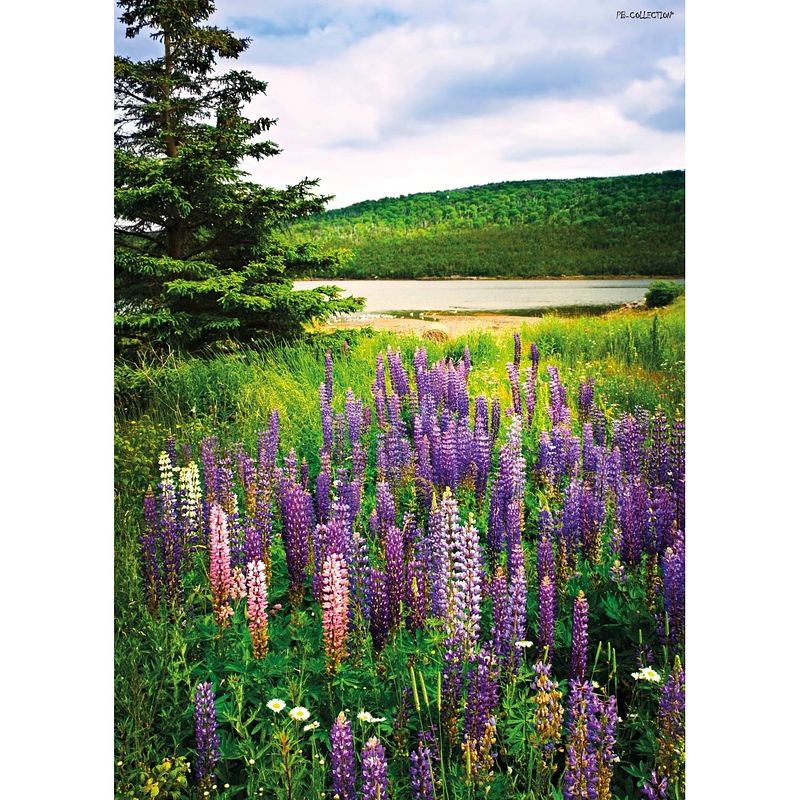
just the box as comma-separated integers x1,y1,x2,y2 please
289,706,311,722
248,759,255,765
515,640,534,649
632,667,661,683
357,710,373,721
267,698,286,713
330,712,356,800
194,682,220,792
361,737,389,800
304,721,321,731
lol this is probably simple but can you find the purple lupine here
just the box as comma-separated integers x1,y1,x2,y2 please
581,481,606,566
367,567,390,652
564,680,599,800
614,414,645,476
578,379,595,421
193,681,220,790
617,477,649,567
158,455,182,607
656,660,685,793
570,591,589,679
280,482,312,606
330,712,356,800
590,695,618,800
538,574,556,662
385,524,405,632
140,487,160,613
525,366,537,427
647,485,676,557
387,347,410,398
453,514,484,657
513,331,521,367
647,410,671,486
490,397,501,441
463,644,500,781
546,365,571,425
506,362,522,416
409,738,435,800
660,532,685,646
506,544,528,670
361,737,389,800
315,451,332,523
529,342,540,372
642,772,668,800
244,523,262,565
670,416,685,530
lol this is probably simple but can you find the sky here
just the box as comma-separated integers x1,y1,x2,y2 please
115,0,685,208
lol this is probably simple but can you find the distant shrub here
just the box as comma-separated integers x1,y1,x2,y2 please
646,280,685,308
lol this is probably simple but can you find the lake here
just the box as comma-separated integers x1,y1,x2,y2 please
294,278,685,316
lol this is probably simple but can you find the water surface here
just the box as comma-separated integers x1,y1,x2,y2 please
294,278,684,315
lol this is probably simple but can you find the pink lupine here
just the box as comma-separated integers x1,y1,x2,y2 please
230,566,247,601
246,559,269,659
321,551,349,673
209,503,233,629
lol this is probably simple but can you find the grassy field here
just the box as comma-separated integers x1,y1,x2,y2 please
115,300,685,799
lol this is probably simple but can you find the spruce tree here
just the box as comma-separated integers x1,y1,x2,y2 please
114,0,362,351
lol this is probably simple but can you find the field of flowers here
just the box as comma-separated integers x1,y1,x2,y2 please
114,306,685,800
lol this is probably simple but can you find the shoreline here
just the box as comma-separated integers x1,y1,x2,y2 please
299,274,686,282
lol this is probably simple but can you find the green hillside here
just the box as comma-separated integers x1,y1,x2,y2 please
288,171,684,278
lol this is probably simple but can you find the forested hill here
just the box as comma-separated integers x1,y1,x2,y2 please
289,171,685,278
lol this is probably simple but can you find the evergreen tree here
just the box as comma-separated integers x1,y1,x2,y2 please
114,0,362,351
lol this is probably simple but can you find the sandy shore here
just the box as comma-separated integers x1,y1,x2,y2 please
324,313,543,338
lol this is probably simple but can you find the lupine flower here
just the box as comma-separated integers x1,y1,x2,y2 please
491,398,501,441
564,680,599,800
140,487,160,613
592,695,618,800
642,771,668,800
321,551,349,672
538,575,555,661
661,533,685,646
230,565,247,601
178,461,203,548
158,454,182,606
194,681,220,790
246,559,269,659
280,482,313,606
409,739,436,800
570,591,589,679
208,503,233,628
529,342,540,372
506,362,522,416
361,737,389,800
655,659,685,793
463,644,500,784
330,712,356,800
525,366,537,427
531,661,563,745
578,379,595,421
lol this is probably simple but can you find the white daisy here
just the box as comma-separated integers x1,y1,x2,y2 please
289,706,311,722
267,698,286,713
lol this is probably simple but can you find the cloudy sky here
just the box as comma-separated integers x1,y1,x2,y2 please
115,0,684,208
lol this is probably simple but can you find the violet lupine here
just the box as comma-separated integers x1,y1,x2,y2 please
641,772,668,800
506,362,522,416
244,523,262,566
647,410,671,486
525,366,537,427
257,410,280,482
670,416,685,530
209,503,233,628
656,659,685,794
463,644,500,784
490,397,501,441
280,482,313,607
614,414,646,476
387,347,410,398
385,524,405,633
158,452,182,607
581,482,606,566
513,331,522,367
409,739,436,800
193,681,220,791
330,712,356,800
529,341,540,372
578,379,595,421
660,533,685,646
538,574,556,662
246,559,269,659
617,477,649,567
321,552,349,672
315,452,333,523
360,737,389,800
546,365,571,425
140,487,160,613
591,695,618,800
564,680,599,800
570,591,589,680
367,567,390,652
